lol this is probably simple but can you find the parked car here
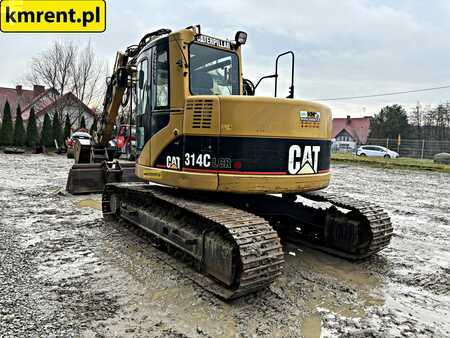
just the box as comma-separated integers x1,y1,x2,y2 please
434,153,450,164
356,145,399,158
66,131,92,158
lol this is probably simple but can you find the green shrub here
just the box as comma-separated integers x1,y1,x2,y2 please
26,107,39,147
80,115,86,129
52,113,63,148
0,101,14,146
13,104,26,146
90,115,97,135
64,113,71,141
41,113,53,147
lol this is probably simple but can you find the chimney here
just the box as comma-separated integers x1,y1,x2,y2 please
16,85,23,96
346,115,351,124
33,85,45,97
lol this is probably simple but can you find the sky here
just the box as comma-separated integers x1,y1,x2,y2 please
1,0,450,117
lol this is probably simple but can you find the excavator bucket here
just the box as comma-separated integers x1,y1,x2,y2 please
66,138,142,195
66,161,140,195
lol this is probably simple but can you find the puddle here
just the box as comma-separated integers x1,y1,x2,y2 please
298,250,380,290
151,287,237,338
291,246,385,336
301,313,321,338
75,199,102,210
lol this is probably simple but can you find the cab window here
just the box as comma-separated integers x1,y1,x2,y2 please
136,58,149,150
150,41,170,137
137,59,149,115
154,46,169,108
189,43,239,95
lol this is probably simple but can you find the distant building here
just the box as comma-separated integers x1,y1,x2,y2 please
0,84,96,131
332,116,371,151
0,85,49,118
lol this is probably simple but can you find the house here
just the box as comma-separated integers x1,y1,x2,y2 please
0,85,49,119
21,92,96,130
332,116,371,151
0,84,97,131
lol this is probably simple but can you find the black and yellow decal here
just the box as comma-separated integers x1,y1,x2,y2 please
156,136,330,175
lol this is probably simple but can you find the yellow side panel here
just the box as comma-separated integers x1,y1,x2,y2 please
151,113,184,165
136,113,184,168
219,96,331,139
137,135,151,166
136,165,330,194
218,172,331,194
183,96,220,136
136,164,218,191
168,36,190,109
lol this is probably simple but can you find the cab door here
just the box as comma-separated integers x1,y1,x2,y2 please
149,40,171,165
136,55,151,160
136,39,172,167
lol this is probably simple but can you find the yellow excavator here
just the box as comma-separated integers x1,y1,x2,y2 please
66,26,393,299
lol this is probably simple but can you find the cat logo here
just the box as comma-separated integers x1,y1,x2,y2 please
166,156,181,170
288,145,320,175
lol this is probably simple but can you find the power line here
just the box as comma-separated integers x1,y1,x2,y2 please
312,85,450,101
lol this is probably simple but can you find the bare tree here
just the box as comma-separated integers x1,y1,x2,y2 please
27,40,76,96
26,40,106,126
70,40,105,107
409,102,423,139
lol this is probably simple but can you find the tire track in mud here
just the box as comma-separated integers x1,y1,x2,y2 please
0,154,449,337
0,183,119,337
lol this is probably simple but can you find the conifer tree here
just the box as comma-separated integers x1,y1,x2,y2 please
13,104,26,146
26,107,39,147
89,116,97,135
64,113,71,140
41,113,53,147
0,101,14,146
80,115,86,129
52,113,63,148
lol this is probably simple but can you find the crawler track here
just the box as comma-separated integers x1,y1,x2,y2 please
102,183,392,299
222,191,393,260
102,183,284,300
300,191,393,258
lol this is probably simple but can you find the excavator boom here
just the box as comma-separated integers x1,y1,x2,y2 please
66,29,172,194
66,51,137,194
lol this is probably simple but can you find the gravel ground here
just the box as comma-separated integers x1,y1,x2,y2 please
0,153,448,337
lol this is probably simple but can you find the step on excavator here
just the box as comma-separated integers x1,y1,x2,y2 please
66,26,393,299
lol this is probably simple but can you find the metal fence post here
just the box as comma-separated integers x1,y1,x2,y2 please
421,139,425,160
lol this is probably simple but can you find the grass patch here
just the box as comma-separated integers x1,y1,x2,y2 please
332,152,450,174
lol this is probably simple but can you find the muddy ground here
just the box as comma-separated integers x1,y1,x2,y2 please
0,153,448,338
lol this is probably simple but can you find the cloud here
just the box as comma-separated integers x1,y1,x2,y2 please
1,0,449,116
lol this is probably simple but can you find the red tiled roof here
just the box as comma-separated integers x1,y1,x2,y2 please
332,117,371,144
31,92,95,118
0,86,37,117
20,88,59,120
1,85,96,121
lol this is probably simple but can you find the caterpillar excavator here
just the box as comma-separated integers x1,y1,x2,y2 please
66,26,393,299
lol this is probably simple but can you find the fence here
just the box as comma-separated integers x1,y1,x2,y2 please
366,138,450,159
